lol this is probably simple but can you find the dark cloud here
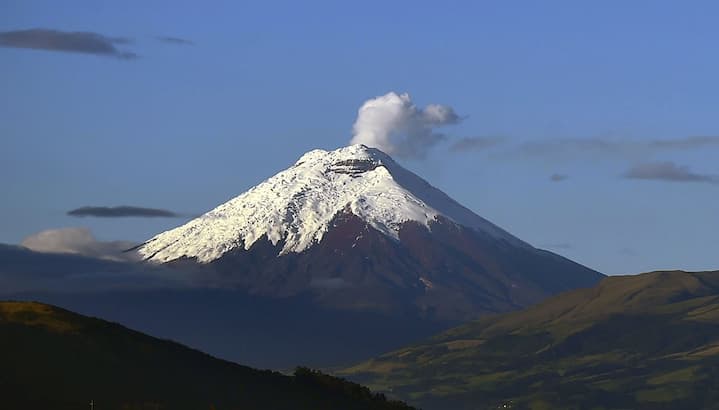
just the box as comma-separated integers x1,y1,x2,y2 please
623,161,719,184
157,36,194,45
549,173,568,182
21,227,139,262
68,206,180,218
449,136,503,153
0,28,138,59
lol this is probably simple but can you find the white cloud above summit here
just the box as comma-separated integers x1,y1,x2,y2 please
350,92,461,158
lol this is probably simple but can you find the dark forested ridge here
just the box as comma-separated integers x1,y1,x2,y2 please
0,301,415,410
340,270,719,410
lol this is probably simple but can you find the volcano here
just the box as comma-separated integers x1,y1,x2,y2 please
138,145,602,321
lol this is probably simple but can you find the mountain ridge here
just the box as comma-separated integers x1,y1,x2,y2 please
339,269,719,410
0,300,416,410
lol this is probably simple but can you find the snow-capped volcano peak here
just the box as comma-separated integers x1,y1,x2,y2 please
138,144,524,263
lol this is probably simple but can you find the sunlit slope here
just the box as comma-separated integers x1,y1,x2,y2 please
0,301,414,410
340,270,719,410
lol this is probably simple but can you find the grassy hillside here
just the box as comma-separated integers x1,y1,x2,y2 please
0,301,414,410
339,270,719,410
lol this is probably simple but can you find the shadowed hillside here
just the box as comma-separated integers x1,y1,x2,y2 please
0,301,415,410
340,270,719,410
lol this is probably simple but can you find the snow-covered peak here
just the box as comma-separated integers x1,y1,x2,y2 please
138,144,526,263
294,144,390,166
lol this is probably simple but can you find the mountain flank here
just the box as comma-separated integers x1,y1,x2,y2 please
136,145,603,322
339,270,719,410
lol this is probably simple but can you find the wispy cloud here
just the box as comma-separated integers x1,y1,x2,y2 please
623,161,719,184
0,28,138,59
157,36,193,45
67,206,181,218
449,136,503,153
648,136,719,149
513,135,719,159
516,137,628,158
549,173,568,182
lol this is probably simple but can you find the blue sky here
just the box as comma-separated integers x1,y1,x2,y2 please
1,0,718,275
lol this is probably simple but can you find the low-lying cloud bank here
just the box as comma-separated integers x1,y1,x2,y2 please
21,227,139,262
6,228,238,294
0,242,193,295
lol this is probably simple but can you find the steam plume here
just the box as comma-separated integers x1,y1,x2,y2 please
350,92,460,158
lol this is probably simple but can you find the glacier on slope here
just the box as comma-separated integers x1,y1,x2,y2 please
138,144,526,263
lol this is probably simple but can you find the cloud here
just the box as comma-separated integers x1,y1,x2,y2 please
515,137,633,158
549,173,568,182
21,228,140,262
349,92,461,158
0,28,138,59
67,206,181,218
623,161,719,184
157,36,193,45
513,135,719,160
449,136,503,153
649,136,719,149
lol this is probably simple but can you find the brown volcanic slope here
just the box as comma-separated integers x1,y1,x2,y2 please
0,301,415,410
199,211,603,322
339,270,719,410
